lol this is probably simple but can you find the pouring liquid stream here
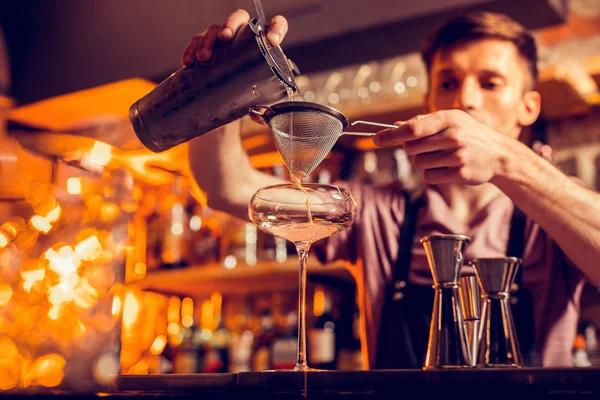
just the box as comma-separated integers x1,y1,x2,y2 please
286,87,314,226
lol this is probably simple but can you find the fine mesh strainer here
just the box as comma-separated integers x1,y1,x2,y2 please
249,101,398,178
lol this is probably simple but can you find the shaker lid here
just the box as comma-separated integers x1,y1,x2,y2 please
249,19,299,93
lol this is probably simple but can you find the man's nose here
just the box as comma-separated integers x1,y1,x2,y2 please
452,78,481,111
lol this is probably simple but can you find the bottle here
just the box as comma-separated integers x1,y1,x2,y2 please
308,286,337,370
360,151,378,184
204,307,231,373
271,310,298,370
350,312,363,370
173,322,201,373
229,299,254,373
159,176,191,269
144,195,162,271
252,309,275,371
188,205,223,266
336,310,363,371
573,333,592,367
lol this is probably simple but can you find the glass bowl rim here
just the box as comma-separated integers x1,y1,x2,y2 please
252,183,356,206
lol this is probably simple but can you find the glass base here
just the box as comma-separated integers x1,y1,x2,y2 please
293,365,327,372
258,365,329,372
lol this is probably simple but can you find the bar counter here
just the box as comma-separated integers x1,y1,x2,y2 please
1,368,600,399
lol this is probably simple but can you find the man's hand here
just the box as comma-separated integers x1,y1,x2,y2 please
181,9,289,126
374,110,512,185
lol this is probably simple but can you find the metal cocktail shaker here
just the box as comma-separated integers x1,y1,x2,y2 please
129,3,299,153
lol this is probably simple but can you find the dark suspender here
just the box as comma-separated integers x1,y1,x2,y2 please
374,191,427,369
505,206,537,365
507,206,526,281
392,192,426,287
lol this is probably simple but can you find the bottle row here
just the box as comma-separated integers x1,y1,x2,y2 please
138,148,420,272
140,174,293,271
151,284,363,374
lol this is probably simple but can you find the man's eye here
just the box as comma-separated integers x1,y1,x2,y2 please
440,80,456,90
483,80,500,90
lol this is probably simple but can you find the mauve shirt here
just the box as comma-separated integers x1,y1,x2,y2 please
314,181,585,368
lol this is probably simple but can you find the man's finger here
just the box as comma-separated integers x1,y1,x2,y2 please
412,150,464,170
374,112,452,147
372,121,405,147
182,34,203,66
219,9,251,41
196,25,221,62
402,129,458,156
421,167,460,185
267,15,288,46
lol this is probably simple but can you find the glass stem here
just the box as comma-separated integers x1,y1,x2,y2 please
295,242,311,371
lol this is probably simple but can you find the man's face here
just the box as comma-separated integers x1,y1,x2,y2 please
426,39,533,139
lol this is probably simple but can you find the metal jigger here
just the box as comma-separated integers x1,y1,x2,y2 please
458,276,482,367
421,234,472,369
471,257,523,368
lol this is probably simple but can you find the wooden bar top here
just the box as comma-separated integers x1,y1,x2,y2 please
1,369,599,399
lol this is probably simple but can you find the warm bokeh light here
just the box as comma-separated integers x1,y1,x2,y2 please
75,235,102,261
20,259,46,293
181,315,193,328
149,335,167,356
100,202,121,223
0,336,22,390
167,322,180,336
313,286,325,317
201,300,214,329
48,274,80,306
73,279,99,309
0,284,13,306
112,295,122,317
22,354,66,388
134,262,146,277
45,246,81,278
181,297,194,328
0,173,143,389
210,291,222,329
30,215,52,234
167,296,181,325
87,142,112,166
123,292,141,330
48,305,61,320
44,205,62,224
66,178,82,195
128,360,149,375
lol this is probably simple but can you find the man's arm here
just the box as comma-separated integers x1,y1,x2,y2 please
491,138,600,287
185,9,288,220
374,109,600,287
189,120,283,221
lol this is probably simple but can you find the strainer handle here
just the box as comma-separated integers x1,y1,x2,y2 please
351,120,400,129
249,105,273,119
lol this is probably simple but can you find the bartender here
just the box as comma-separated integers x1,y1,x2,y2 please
184,9,600,368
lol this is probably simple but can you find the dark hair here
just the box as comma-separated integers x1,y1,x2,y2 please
420,11,538,89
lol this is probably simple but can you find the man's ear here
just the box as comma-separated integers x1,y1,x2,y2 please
518,90,541,127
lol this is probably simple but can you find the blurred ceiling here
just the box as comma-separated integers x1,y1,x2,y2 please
0,0,567,106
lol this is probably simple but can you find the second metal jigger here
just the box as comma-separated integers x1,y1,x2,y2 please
421,234,472,369
471,257,523,368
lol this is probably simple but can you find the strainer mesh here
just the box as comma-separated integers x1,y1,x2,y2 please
270,110,343,178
